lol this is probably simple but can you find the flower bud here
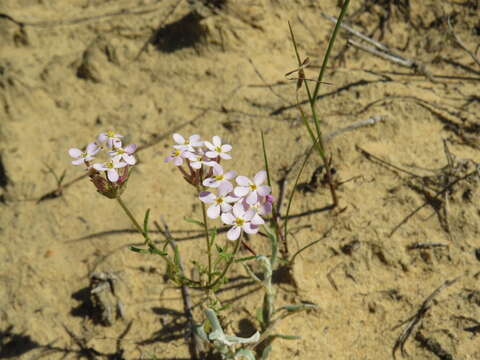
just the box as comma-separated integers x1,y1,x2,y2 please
88,166,131,199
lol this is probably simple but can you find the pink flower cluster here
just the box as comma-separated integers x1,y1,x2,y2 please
68,131,137,182
165,134,274,241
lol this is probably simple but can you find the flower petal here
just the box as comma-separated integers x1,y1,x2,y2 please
243,223,259,235
173,133,184,144
221,144,232,152
212,136,221,147
93,163,105,171
218,181,233,195
204,141,215,151
220,203,233,213
236,176,251,187
254,170,267,185
124,154,136,165
199,191,216,203
98,133,107,143
234,186,249,197
233,201,246,217
219,153,232,160
246,191,258,205
107,169,119,182
243,208,256,221
125,144,137,154
207,204,221,219
205,151,218,159
251,213,265,225
212,163,224,176
224,170,236,180
257,185,271,196
189,134,202,146
72,159,85,165
86,142,99,155
203,178,219,188
227,226,241,241
173,157,183,166
221,212,235,225
68,148,82,158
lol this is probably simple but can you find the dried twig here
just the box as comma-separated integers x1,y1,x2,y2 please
392,278,459,359
155,219,203,360
322,13,431,77
448,17,480,68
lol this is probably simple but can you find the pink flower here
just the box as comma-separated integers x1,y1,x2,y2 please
68,142,100,165
202,163,236,188
185,150,206,170
234,170,271,205
221,202,265,241
164,148,188,166
199,182,237,219
204,136,232,160
92,158,127,182
240,194,274,216
98,131,123,149
173,133,203,152
109,144,137,165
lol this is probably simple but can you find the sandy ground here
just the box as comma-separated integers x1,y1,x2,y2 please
1,0,480,359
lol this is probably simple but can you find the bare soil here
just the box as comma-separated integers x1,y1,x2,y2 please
1,1,480,359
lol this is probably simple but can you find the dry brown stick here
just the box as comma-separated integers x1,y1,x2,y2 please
321,13,391,53
347,39,415,68
448,17,480,68
392,277,459,359
155,219,202,360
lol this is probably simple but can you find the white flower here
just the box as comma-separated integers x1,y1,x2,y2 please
164,148,188,166
92,157,127,182
173,133,203,152
98,130,123,149
185,149,206,170
234,170,271,205
108,144,137,165
202,163,236,188
204,136,232,160
199,182,237,219
221,202,264,241
68,142,100,165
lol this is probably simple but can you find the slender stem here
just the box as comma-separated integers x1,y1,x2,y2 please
116,197,149,243
206,236,241,289
197,185,212,285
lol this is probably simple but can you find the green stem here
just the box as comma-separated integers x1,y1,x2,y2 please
197,185,212,285
116,197,149,243
206,236,241,289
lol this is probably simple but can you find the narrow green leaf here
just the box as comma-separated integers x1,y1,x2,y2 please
143,208,150,234
184,217,204,227
234,255,258,263
129,246,150,254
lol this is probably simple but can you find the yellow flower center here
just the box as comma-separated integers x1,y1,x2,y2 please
235,218,244,226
